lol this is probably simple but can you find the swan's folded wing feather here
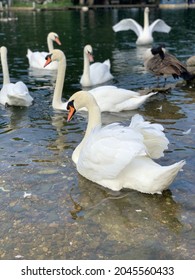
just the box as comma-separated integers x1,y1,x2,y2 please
77,124,147,181
149,19,171,34
7,81,29,96
129,114,169,159
89,86,140,112
103,59,111,69
27,51,48,68
90,62,114,85
4,82,33,106
112,19,143,37
27,50,58,69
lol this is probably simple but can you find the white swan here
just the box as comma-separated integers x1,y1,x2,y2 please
66,91,185,194
44,49,156,112
27,32,61,70
0,46,33,107
112,7,171,46
80,44,114,87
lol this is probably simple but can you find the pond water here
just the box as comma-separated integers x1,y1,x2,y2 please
0,7,194,260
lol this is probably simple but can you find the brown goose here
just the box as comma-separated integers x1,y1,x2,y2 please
144,45,194,86
186,55,195,75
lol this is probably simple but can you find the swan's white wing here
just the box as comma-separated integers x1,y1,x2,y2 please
89,85,140,112
149,19,171,34
102,59,111,68
27,49,58,70
77,123,147,181
129,114,169,159
113,19,143,37
89,62,114,85
6,82,33,106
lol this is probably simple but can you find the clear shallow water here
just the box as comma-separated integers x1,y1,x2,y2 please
0,8,194,260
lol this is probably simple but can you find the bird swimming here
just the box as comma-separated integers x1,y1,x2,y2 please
66,90,185,194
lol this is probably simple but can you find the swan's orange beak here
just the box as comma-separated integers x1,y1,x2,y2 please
44,55,52,67
67,105,76,122
55,37,61,46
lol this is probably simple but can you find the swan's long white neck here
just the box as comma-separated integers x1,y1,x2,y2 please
47,35,54,53
82,50,91,86
0,47,10,85
144,9,149,30
72,93,101,164
52,54,66,109
84,95,102,139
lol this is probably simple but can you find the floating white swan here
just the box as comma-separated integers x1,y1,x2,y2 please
66,91,185,194
27,32,61,70
0,46,33,107
80,44,114,87
44,49,156,112
112,7,171,46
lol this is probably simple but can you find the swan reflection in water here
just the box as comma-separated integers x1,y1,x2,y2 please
67,174,187,259
112,46,149,79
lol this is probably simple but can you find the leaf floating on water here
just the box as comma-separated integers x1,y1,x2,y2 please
157,105,163,112
15,255,24,259
182,128,192,135
23,192,32,199
135,209,142,212
0,187,10,192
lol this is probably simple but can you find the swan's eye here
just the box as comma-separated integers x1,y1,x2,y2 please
45,53,52,61
44,53,52,67
67,100,76,122
67,100,74,110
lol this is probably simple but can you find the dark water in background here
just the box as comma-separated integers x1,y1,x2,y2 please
0,7,194,260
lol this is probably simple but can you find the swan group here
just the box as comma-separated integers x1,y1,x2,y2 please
44,49,156,112
80,44,114,87
0,46,33,107
26,32,61,70
66,91,185,194
1,23,186,195
113,7,171,45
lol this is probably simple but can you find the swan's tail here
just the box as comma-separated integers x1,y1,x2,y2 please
143,91,157,99
154,160,186,194
103,59,111,68
26,49,32,59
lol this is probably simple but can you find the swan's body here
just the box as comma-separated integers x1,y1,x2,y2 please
44,49,156,112
112,7,171,45
0,46,33,107
27,32,61,70
144,46,194,86
66,91,185,194
80,44,114,87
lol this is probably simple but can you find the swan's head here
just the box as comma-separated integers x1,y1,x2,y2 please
67,91,95,121
145,7,149,14
44,49,65,67
0,46,7,56
48,32,61,46
84,44,94,62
